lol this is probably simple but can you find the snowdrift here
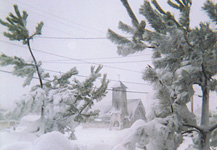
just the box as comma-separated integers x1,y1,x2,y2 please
0,131,76,150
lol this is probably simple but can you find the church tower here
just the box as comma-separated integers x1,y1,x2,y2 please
110,81,129,129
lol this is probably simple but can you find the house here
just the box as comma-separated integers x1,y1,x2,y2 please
83,81,147,130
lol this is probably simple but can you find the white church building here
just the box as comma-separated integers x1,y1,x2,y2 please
83,81,147,130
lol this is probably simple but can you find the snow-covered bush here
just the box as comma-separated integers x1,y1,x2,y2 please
113,115,183,150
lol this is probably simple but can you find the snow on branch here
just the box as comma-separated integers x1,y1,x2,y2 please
120,0,140,29
118,21,136,34
139,1,167,33
107,29,132,45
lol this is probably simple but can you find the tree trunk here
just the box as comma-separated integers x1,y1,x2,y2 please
27,39,45,134
199,84,210,150
199,131,210,150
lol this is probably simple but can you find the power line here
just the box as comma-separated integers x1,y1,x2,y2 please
42,60,151,64
0,2,116,48
38,37,109,40
0,40,149,86
42,68,149,86
0,69,50,82
0,0,151,55
0,10,92,40
106,88,148,94
0,69,149,94
40,54,152,62
0,67,148,87
74,54,152,60
0,0,111,41
0,40,143,74
43,68,87,78
0,0,105,36
0,10,82,38
36,36,131,40
11,0,106,35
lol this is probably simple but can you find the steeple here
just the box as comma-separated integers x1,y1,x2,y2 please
110,81,129,129
111,81,128,112
111,81,127,89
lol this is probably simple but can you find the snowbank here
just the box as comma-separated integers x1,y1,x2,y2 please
1,142,32,150
0,125,193,150
31,131,76,150
0,131,36,149
0,131,76,150
72,126,123,150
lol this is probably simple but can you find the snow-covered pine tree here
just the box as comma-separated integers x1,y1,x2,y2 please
44,65,108,139
2,57,109,138
108,0,217,150
0,4,109,138
0,4,46,133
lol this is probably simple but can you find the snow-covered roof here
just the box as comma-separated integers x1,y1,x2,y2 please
111,81,127,89
127,99,142,119
95,98,144,119
91,99,112,117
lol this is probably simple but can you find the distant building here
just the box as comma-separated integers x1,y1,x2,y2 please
83,81,147,130
0,120,19,129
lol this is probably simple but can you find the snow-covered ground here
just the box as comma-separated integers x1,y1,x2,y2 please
0,126,193,150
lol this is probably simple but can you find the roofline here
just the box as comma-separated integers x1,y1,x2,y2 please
111,81,127,89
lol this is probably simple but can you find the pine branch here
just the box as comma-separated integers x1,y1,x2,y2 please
183,124,202,132
209,123,217,132
117,42,148,56
182,129,200,134
151,0,166,14
144,65,174,113
183,30,195,48
118,21,136,34
78,99,93,116
179,4,191,30
74,65,108,118
143,29,162,42
120,0,140,29
168,0,192,30
175,0,185,8
0,54,40,87
107,29,132,45
183,123,217,134
209,78,217,91
168,0,180,9
55,67,78,87
29,21,44,39
203,0,217,23
140,1,167,33
0,4,43,44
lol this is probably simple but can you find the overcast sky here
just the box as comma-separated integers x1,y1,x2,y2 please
0,0,216,111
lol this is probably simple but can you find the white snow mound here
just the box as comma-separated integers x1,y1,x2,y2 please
1,142,32,150
31,131,75,150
